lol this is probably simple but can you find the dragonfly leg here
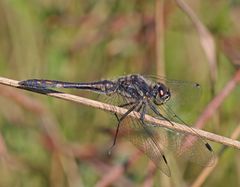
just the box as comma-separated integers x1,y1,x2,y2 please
108,103,139,154
114,101,137,121
147,101,175,126
139,102,146,122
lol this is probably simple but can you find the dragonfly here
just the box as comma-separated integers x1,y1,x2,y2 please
19,74,215,176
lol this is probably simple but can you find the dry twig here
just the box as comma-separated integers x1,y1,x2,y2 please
0,76,240,150
191,124,240,187
155,0,166,76
175,0,217,82
195,69,240,129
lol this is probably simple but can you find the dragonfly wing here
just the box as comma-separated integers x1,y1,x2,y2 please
156,104,216,166
154,126,215,167
176,132,215,166
103,93,171,176
121,116,171,176
145,75,202,113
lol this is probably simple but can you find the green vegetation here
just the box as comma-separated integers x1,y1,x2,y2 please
0,0,239,186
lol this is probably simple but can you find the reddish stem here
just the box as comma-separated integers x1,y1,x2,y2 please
195,69,240,129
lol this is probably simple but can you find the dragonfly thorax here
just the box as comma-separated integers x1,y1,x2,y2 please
152,83,171,105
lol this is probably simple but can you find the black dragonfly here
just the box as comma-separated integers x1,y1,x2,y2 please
19,74,215,176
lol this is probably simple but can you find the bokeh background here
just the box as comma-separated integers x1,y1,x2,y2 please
0,0,240,186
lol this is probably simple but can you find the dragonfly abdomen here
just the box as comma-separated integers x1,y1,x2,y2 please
19,79,64,89
19,79,117,94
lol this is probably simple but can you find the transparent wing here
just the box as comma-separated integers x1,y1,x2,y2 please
99,77,214,175
98,92,126,107
154,125,215,167
103,93,172,176
145,75,202,113
121,115,171,176
156,103,216,166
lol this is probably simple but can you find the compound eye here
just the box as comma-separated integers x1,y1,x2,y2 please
159,89,164,97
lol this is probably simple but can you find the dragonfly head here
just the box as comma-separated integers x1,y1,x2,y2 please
152,83,171,105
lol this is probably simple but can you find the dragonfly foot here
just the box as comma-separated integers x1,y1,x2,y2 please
108,145,115,155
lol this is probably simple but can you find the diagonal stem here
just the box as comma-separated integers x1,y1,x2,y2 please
0,76,240,150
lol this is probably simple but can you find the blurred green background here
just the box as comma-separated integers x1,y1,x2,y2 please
0,0,240,186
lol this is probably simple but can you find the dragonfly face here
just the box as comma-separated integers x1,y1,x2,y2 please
152,83,171,105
